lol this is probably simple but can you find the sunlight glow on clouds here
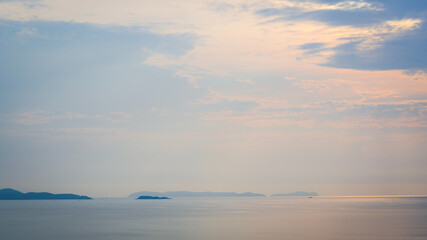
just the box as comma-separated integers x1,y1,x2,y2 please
268,0,383,12
357,18,421,50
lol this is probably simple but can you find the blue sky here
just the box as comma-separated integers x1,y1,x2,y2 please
0,0,426,197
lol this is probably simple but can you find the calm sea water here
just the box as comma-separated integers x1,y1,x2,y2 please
1,197,427,240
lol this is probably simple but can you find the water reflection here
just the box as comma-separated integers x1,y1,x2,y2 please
1,197,426,240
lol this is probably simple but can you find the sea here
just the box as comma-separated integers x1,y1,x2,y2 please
1,197,427,240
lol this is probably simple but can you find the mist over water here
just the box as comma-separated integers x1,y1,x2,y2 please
1,197,427,240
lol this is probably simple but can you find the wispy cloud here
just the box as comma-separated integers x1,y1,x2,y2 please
268,0,383,12
358,18,422,50
201,99,427,129
13,111,132,125
237,78,256,85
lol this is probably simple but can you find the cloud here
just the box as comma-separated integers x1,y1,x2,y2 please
299,42,327,56
267,0,383,12
255,1,427,71
237,79,255,85
197,79,427,129
0,0,41,3
257,0,384,27
16,27,37,37
294,79,338,92
13,111,58,125
12,111,132,125
300,42,326,50
284,76,297,81
143,52,182,67
0,0,40,2
293,18,424,71
200,99,259,113
323,21,427,71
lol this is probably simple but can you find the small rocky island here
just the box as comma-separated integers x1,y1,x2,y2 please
137,196,171,200
129,191,266,198
0,188,92,200
271,191,319,197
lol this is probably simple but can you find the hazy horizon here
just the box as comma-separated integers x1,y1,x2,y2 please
1,0,427,198
3,187,427,199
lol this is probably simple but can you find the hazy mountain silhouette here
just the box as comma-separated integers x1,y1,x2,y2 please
271,191,319,197
0,188,92,200
129,191,266,199
137,196,171,200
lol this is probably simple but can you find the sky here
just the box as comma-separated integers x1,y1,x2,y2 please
0,0,426,197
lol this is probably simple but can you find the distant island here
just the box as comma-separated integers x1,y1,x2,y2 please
271,191,319,197
137,196,171,200
0,188,92,200
129,191,266,199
